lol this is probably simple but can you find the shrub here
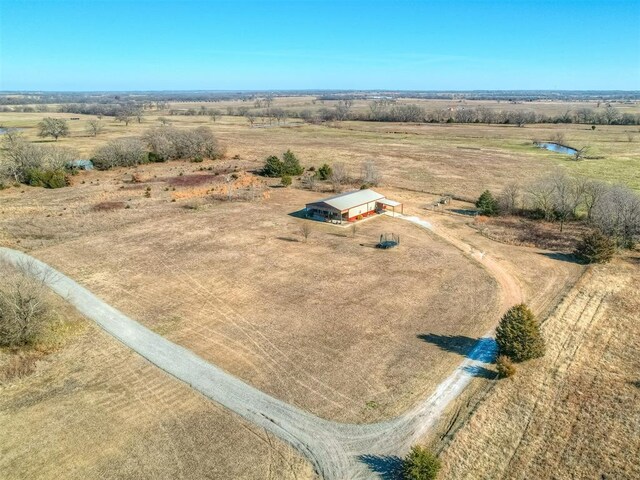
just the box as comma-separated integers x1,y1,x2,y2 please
281,175,292,187
0,265,55,347
92,137,148,170
24,168,68,188
574,230,617,264
476,190,500,216
495,304,545,362
402,445,441,480
496,355,516,378
317,163,333,180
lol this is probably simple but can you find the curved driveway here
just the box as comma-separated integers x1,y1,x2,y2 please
0,214,522,479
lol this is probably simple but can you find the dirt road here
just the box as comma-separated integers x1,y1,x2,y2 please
0,215,523,479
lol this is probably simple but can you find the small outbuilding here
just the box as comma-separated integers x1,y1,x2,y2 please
305,189,403,223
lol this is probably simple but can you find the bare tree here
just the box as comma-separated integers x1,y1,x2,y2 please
580,178,608,221
299,222,312,242
573,146,590,161
330,162,348,192
0,261,56,346
209,109,221,122
361,159,381,186
245,113,256,127
550,131,566,145
603,105,620,125
498,183,521,214
85,119,104,137
527,177,556,221
592,185,640,248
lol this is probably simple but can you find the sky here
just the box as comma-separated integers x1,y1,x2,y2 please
0,0,639,91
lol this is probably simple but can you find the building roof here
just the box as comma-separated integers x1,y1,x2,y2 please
378,198,402,207
306,189,385,212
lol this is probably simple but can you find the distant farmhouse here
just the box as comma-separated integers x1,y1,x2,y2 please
305,189,403,223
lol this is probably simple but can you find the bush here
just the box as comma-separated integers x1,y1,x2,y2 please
0,265,55,347
476,190,500,216
281,175,292,187
92,137,148,170
402,445,441,480
574,230,617,264
24,168,68,188
496,355,516,378
495,304,545,362
317,163,333,180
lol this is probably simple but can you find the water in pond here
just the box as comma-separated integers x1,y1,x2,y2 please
537,142,577,156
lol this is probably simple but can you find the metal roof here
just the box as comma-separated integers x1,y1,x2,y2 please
378,198,402,207
306,189,385,212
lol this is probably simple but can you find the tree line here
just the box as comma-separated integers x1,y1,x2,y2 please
476,172,640,260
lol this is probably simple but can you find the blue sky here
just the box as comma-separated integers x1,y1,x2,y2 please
1,0,639,91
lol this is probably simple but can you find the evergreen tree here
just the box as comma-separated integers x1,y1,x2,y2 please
402,446,441,480
476,190,500,216
574,230,616,264
495,304,545,362
261,155,284,177
317,163,333,180
282,149,304,175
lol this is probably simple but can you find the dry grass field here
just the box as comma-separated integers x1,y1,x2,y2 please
0,286,313,480
1,96,638,478
1,96,640,194
438,256,640,480
1,168,503,422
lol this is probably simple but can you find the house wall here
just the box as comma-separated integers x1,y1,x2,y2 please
347,201,379,220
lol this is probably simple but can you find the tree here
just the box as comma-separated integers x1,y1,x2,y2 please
361,159,381,186
282,150,304,175
591,185,640,248
85,119,104,137
209,109,221,122
603,105,620,125
498,183,521,214
495,304,545,362
330,162,348,192
476,190,499,216
37,117,69,141
0,261,55,347
115,111,132,126
317,163,333,180
581,179,608,221
261,155,284,177
402,446,441,480
496,355,516,378
299,222,312,242
574,230,616,264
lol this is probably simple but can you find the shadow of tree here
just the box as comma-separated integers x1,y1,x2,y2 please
463,365,497,379
358,454,403,480
417,333,478,357
538,252,582,264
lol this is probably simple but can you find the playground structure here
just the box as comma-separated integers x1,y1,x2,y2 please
376,233,400,249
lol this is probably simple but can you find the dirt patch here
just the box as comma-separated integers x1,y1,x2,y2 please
92,201,126,211
164,173,223,187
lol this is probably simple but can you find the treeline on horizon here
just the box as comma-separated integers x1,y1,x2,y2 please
1,89,639,105
5,100,637,127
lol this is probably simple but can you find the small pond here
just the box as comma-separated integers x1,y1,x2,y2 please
536,142,577,156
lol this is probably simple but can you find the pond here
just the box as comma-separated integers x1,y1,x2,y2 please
536,142,577,156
